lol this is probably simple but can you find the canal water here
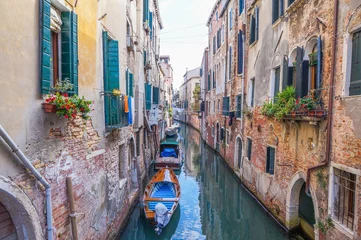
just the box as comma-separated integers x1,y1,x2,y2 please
120,125,290,240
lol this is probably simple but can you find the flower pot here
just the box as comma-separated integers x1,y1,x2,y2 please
291,111,296,117
43,103,57,113
316,110,325,118
308,110,316,117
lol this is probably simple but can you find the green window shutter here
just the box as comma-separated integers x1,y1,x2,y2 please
61,11,78,95
295,47,303,98
274,67,280,96
41,0,51,94
282,57,289,90
145,83,152,110
208,73,211,91
153,87,159,104
247,138,252,160
350,30,361,96
222,96,230,116
107,40,120,91
144,50,147,67
149,12,153,39
267,147,275,175
143,0,149,23
129,73,134,97
126,69,129,95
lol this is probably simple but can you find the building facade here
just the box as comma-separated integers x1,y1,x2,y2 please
201,0,361,239
0,0,164,239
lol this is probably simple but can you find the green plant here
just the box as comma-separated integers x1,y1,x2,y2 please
44,92,92,120
261,86,296,120
316,170,328,190
296,95,316,111
192,84,201,111
52,78,74,93
168,108,173,118
316,217,334,234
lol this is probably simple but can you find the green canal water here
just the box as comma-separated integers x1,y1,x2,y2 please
119,125,291,240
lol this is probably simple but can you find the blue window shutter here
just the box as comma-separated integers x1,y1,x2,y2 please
222,97,230,116
144,50,147,67
250,16,255,44
126,69,129,95
61,11,78,95
129,73,134,97
280,0,284,16
272,0,279,23
41,0,51,94
239,0,244,15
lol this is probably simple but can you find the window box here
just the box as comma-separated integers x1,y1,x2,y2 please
284,110,327,121
43,103,57,113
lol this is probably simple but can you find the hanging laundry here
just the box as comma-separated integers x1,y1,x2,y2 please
124,95,129,113
128,97,133,125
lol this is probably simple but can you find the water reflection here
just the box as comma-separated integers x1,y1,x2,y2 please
120,125,288,240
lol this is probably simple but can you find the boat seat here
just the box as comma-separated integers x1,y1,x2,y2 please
148,202,174,211
151,183,176,198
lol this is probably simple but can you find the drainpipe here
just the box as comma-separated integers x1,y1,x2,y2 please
306,0,338,193
0,125,53,240
241,26,245,136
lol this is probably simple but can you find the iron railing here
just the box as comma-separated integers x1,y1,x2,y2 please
103,93,128,130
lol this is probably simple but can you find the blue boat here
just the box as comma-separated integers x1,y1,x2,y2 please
143,167,181,235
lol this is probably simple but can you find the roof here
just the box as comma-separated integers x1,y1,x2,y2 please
153,0,164,29
206,0,221,27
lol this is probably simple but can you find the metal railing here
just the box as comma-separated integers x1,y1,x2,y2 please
103,93,128,130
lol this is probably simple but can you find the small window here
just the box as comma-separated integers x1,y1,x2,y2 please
247,138,252,160
332,168,356,231
272,0,284,23
221,127,225,141
250,78,255,107
266,147,275,175
229,8,233,30
239,0,244,14
350,30,361,96
236,94,242,118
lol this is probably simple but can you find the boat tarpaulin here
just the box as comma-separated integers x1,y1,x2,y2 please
161,148,177,158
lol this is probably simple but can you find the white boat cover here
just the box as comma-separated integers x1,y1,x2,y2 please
163,169,172,182
155,203,170,235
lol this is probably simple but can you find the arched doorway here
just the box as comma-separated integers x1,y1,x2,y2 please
0,202,16,239
286,172,319,240
235,137,243,169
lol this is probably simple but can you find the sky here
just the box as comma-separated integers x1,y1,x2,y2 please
159,0,215,90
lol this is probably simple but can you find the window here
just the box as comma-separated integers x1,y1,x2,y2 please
226,130,230,145
274,67,281,98
216,12,219,21
153,86,159,104
213,100,216,113
222,96,230,116
212,125,215,136
247,138,252,160
221,24,224,43
237,31,243,75
208,72,211,91
309,45,318,98
213,36,216,54
249,7,258,45
217,29,221,49
126,69,134,97
41,5,78,94
229,46,232,80
143,0,150,23
332,168,356,231
229,8,233,30
213,70,216,89
350,30,361,96
239,0,244,14
272,0,284,23
236,94,242,118
221,127,225,141
250,78,255,107
288,0,295,6
145,83,152,110
217,99,220,113
266,147,275,175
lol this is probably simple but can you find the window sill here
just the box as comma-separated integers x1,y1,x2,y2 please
331,219,355,239
342,94,361,100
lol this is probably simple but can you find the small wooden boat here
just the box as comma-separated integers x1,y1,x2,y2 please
155,140,182,170
165,127,178,137
143,167,181,235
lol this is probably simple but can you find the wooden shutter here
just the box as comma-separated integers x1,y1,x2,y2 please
280,0,284,16
229,47,232,79
282,56,289,90
255,7,259,41
153,87,159,104
61,11,78,95
316,36,322,98
41,0,51,94
250,16,255,44
302,60,309,97
238,31,243,74
143,0,149,23
295,47,303,98
247,139,252,160
236,94,242,117
129,73,134,97
222,97,230,116
149,12,153,38
213,71,216,88
239,0,244,14
350,30,361,96
267,147,275,174
274,67,280,96
208,73,211,91
145,83,152,110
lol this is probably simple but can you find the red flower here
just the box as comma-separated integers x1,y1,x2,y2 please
72,114,76,118
62,93,68,97
45,99,50,103
66,105,70,110
64,115,69,119
80,108,85,112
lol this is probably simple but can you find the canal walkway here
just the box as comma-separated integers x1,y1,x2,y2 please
119,124,291,240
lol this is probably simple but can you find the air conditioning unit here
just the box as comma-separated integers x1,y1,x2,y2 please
126,36,134,52
143,22,150,34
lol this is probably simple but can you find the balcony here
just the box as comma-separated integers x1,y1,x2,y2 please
103,93,128,130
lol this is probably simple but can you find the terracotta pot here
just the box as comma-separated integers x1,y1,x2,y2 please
43,103,57,113
291,111,296,117
308,110,316,117
316,110,325,118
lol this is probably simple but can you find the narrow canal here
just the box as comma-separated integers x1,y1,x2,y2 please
120,124,291,240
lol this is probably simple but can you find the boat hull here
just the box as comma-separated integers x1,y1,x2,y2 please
143,168,181,232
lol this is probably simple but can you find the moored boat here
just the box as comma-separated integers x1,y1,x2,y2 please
165,127,178,137
143,167,181,235
155,139,182,170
